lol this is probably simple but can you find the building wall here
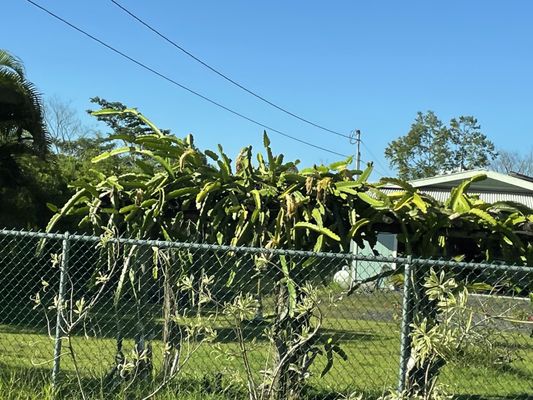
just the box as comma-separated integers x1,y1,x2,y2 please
350,233,397,287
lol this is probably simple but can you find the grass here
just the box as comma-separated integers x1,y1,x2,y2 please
0,291,532,399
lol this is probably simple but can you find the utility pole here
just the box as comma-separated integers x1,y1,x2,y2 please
349,129,362,285
355,129,361,171
350,129,362,170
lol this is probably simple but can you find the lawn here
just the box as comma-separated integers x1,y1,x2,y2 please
1,290,532,399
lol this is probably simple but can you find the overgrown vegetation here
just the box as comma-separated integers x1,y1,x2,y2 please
1,47,532,400
33,104,532,399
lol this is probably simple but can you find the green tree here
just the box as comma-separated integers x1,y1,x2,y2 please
0,155,68,228
0,49,57,228
385,111,497,180
55,135,122,180
0,49,49,184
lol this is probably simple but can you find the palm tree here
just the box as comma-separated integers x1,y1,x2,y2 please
0,49,50,186
0,50,55,228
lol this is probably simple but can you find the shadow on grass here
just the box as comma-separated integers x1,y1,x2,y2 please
213,322,381,343
492,362,533,381
1,316,381,344
493,339,533,352
318,327,381,342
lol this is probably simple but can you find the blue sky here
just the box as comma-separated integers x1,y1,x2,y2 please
3,1,533,178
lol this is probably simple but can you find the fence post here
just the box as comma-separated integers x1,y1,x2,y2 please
397,255,414,394
52,231,70,388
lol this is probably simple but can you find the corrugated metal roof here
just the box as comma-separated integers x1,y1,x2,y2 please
381,188,533,209
405,170,533,192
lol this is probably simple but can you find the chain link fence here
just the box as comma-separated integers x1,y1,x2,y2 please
0,229,532,399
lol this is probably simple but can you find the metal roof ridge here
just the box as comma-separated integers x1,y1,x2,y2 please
379,169,533,192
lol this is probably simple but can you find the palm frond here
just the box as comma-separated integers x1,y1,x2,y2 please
0,54,50,157
0,49,25,79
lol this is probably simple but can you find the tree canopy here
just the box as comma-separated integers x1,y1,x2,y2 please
0,50,49,154
385,111,497,180
0,50,56,228
0,94,124,229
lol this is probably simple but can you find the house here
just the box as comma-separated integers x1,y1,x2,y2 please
387,169,533,209
347,170,533,284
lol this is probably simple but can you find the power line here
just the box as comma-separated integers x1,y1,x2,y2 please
354,156,386,177
361,140,390,177
25,0,349,158
349,130,388,177
109,0,351,140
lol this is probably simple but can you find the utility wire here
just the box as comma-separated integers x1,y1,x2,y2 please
25,0,349,158
109,0,351,140
361,140,390,177
349,130,388,177
356,157,386,178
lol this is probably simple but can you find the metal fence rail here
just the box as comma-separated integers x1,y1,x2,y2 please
0,229,532,399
